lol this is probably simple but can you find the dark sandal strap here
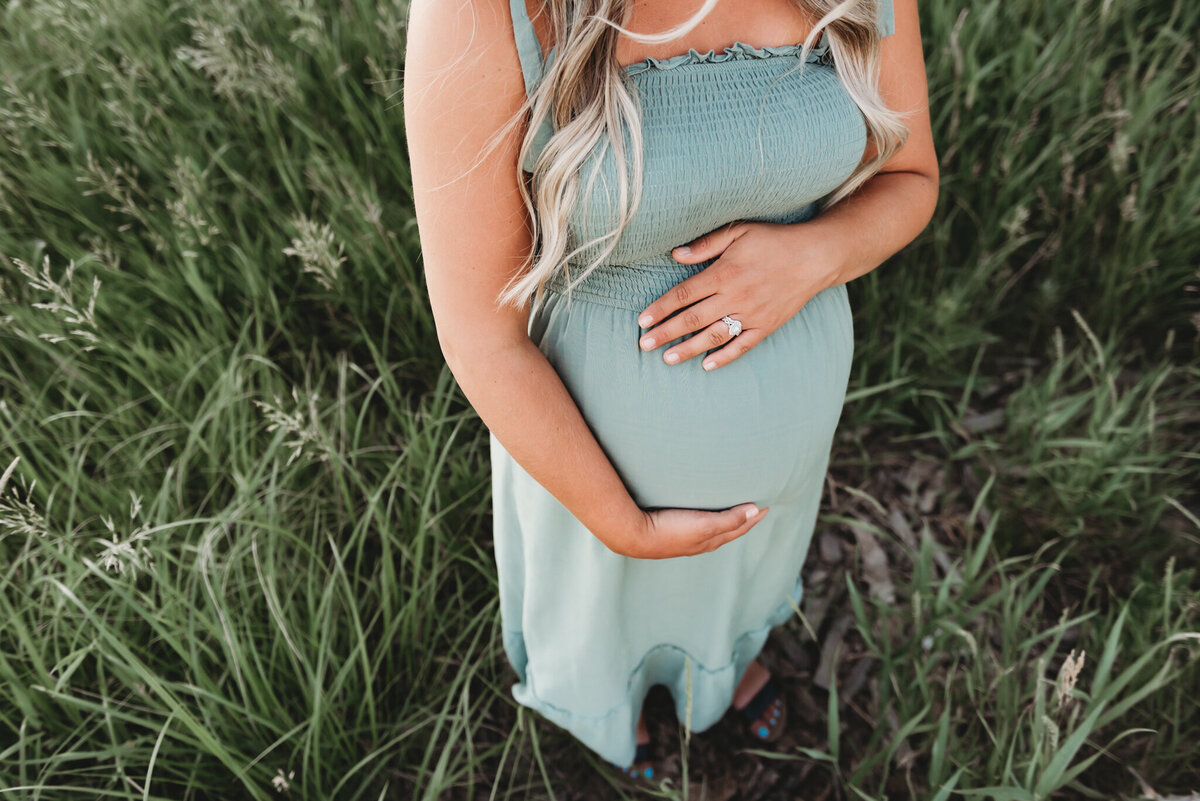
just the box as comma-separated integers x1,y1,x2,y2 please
737,675,781,724
612,741,655,779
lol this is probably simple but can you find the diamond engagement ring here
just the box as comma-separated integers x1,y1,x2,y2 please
721,315,742,337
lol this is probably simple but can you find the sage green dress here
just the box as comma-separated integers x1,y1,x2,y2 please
490,0,896,769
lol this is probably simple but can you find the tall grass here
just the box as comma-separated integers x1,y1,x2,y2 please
0,0,1196,798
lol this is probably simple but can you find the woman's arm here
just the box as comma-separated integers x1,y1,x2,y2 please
403,0,767,558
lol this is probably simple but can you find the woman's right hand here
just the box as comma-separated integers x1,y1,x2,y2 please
601,504,770,559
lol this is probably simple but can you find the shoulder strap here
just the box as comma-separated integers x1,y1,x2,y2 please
509,0,555,172
509,0,545,97
876,0,895,38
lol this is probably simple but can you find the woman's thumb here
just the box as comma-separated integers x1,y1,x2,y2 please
672,232,711,262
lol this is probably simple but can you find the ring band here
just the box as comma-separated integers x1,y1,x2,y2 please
721,315,742,337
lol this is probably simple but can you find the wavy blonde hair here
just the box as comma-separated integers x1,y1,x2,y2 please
489,0,911,310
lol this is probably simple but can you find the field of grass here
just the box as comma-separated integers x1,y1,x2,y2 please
0,0,1197,798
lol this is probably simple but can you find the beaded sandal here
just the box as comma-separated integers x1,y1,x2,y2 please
735,674,788,742
610,739,657,782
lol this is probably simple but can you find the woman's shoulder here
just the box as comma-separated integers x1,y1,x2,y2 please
405,0,529,100
404,0,531,166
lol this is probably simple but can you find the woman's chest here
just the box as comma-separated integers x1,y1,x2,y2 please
568,58,868,263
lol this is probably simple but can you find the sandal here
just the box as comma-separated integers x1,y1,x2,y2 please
610,739,657,782
735,673,788,742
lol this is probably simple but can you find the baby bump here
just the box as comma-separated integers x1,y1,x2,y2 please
532,275,855,510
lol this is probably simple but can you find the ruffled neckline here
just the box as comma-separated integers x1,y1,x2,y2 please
545,35,831,78
623,37,831,76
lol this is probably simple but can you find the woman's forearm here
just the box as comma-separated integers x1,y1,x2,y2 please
812,171,938,290
445,336,643,547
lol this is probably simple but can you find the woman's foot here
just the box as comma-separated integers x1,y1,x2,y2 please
732,659,787,742
611,711,657,781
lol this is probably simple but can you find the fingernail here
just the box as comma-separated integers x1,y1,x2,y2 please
702,360,716,371
675,245,691,255
664,351,678,364
640,337,655,350
638,314,653,327
745,505,759,520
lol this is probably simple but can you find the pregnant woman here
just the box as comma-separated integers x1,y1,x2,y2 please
404,0,937,780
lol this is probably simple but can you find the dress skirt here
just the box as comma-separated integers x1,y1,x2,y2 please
489,255,855,769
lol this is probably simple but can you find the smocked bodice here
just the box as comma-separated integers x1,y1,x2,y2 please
510,0,895,271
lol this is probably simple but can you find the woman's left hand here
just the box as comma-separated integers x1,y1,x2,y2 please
636,220,843,371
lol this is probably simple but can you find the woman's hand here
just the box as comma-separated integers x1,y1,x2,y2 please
635,220,843,371
600,504,770,559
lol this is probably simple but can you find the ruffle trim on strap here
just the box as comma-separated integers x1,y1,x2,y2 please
621,38,831,77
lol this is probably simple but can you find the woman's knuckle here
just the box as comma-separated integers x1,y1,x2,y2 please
682,309,701,329
673,283,691,304
708,327,726,347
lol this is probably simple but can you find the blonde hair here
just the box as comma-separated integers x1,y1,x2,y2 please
490,0,911,310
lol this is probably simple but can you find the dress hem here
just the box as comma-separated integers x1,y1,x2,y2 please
501,573,801,767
